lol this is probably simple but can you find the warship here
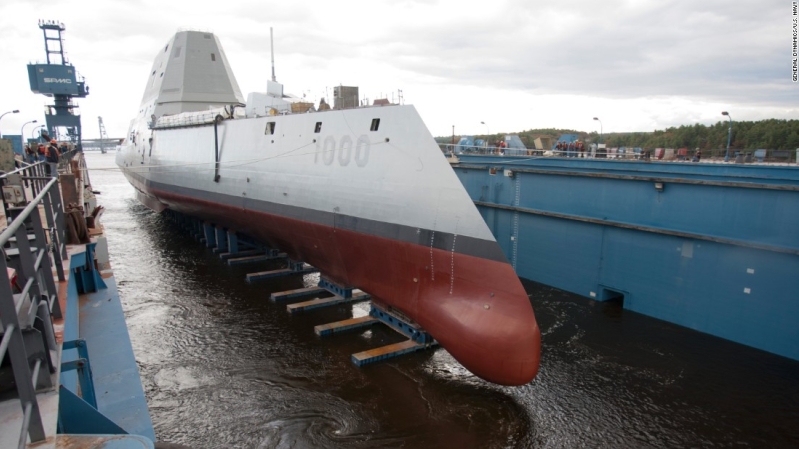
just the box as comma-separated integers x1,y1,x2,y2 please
117,30,541,386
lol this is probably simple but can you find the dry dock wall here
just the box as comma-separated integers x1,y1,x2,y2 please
453,155,799,361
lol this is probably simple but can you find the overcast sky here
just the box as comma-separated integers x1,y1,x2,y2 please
0,0,795,140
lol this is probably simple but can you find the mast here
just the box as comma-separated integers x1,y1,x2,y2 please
270,27,276,82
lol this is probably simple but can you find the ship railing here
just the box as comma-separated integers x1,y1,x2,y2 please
438,144,658,159
3,160,50,201
258,103,293,116
12,148,78,185
152,105,238,130
440,144,799,162
548,148,596,158
438,143,544,157
153,112,219,129
247,101,330,117
0,165,70,447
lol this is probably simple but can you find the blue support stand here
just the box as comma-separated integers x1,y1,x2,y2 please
203,223,216,248
286,291,371,314
244,258,318,283
319,277,354,298
313,301,438,367
58,337,129,436
73,242,107,294
213,226,228,253
283,278,370,313
270,286,327,302
227,250,286,266
227,229,239,254
61,339,97,408
58,387,127,436
315,316,378,336
369,304,435,344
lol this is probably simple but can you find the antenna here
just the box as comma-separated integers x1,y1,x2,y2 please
270,27,276,82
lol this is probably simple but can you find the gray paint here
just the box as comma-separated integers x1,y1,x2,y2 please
141,31,245,117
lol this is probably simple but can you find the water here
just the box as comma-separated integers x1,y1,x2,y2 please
86,152,799,448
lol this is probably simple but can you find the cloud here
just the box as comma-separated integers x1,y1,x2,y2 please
355,0,791,105
0,0,794,140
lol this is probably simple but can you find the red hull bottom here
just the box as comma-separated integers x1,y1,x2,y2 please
146,185,541,385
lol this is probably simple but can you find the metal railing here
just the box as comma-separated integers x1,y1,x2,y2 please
0,153,73,448
440,144,799,163
439,143,539,157
440,143,625,159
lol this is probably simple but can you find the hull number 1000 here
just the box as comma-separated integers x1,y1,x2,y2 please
314,135,370,167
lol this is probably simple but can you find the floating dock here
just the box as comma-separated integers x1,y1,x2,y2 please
450,154,799,361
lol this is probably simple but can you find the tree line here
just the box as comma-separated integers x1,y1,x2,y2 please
441,119,799,150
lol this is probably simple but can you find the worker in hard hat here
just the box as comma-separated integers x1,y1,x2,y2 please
45,139,61,176
24,144,35,164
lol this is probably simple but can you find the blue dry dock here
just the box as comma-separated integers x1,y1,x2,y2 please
448,153,799,361
0,153,155,448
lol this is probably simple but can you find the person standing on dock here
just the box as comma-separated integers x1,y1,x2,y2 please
24,144,35,164
45,139,60,176
692,150,701,162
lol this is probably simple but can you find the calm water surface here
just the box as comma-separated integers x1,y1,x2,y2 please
85,152,799,448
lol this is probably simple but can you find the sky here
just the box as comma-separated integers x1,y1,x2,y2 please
0,0,795,140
